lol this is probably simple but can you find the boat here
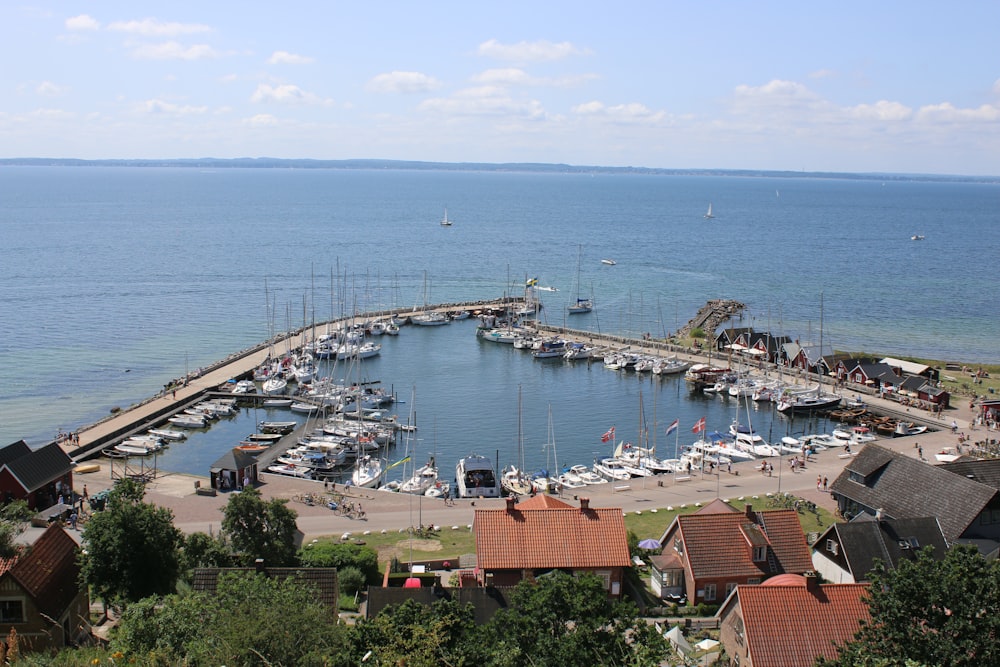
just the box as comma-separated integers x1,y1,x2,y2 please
501,387,534,496
262,375,288,396
895,422,928,437
440,208,453,226
167,414,206,429
455,454,501,498
425,480,450,498
411,271,450,326
231,379,257,394
593,457,631,481
260,421,297,434
262,398,293,408
911,234,925,240
568,463,607,485
148,428,186,441
352,453,384,488
568,245,593,314
704,203,714,219
235,442,270,454
266,463,314,479
601,258,616,265
400,458,439,494
245,432,284,443
532,338,567,359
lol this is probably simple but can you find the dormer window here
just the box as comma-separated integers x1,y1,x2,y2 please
752,546,766,562
826,539,839,555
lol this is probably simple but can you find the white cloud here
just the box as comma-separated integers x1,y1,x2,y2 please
366,71,442,94
137,99,209,115
477,39,587,62
251,83,332,106
847,100,912,121
36,81,66,97
108,18,210,37
471,68,597,89
418,87,546,119
65,14,100,31
29,108,75,120
246,114,279,126
268,51,314,65
130,41,219,61
915,102,1000,123
809,69,836,79
571,100,666,123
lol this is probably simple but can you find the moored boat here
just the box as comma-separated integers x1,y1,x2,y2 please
455,454,501,498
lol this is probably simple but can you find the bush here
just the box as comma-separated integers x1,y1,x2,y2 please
338,566,366,596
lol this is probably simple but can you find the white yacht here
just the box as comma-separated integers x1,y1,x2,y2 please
456,454,501,498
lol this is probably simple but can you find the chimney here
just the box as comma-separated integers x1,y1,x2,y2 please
254,558,265,573
804,571,820,592
505,496,516,512
745,503,754,520
580,497,590,510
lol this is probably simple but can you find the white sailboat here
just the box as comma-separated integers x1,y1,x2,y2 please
704,203,714,219
502,386,534,496
568,244,593,314
440,208,453,226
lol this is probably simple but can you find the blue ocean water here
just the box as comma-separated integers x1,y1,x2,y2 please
1,167,996,476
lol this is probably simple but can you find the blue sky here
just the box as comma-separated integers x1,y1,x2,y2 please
2,2,999,175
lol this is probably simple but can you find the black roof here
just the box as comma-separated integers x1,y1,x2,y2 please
0,441,32,467
210,448,259,472
830,444,997,542
938,459,1000,490
823,516,948,581
4,442,74,492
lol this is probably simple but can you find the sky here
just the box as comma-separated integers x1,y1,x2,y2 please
2,2,999,176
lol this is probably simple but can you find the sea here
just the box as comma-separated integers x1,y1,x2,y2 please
1,167,997,479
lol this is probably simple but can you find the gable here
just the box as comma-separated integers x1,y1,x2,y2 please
4,442,74,492
0,441,32,467
11,524,82,619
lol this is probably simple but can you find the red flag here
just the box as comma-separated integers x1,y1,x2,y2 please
601,426,615,443
692,417,706,434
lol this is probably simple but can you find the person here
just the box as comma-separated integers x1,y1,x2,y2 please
243,474,250,489
918,444,924,460
952,420,959,433
823,476,829,491
69,511,78,530
817,475,822,490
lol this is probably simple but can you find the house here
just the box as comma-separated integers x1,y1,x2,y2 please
829,444,1000,553
812,515,949,583
0,523,90,652
717,574,869,667
879,357,938,382
472,495,631,596
209,448,259,492
0,441,75,510
651,500,813,605
192,559,338,616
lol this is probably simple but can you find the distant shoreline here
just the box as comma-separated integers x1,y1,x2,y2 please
1,158,996,184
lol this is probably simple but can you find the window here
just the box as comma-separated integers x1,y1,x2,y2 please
665,569,684,587
752,546,766,562
704,583,716,601
747,577,761,585
725,582,737,598
674,537,684,555
0,600,23,624
827,539,839,556
594,570,612,590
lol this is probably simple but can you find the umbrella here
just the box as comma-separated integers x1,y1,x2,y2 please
638,538,661,550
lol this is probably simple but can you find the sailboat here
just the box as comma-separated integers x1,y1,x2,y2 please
440,208,453,226
411,270,448,326
568,244,592,314
704,203,715,219
501,386,534,496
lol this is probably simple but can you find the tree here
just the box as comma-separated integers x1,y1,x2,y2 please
112,572,352,666
298,540,380,583
80,478,182,606
821,545,1000,667
352,598,478,667
481,571,668,666
220,485,298,566
0,500,33,558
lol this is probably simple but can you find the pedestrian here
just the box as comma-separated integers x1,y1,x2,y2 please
69,511,78,530
823,476,828,491
918,444,923,460
243,474,250,489
172,388,176,399
817,475,822,490
727,461,732,474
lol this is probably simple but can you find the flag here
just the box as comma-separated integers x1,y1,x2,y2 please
692,417,706,434
386,456,411,471
525,277,538,287
601,426,615,443
665,419,679,437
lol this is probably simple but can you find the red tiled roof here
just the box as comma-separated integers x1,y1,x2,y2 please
9,524,82,619
678,509,813,579
736,583,870,667
474,499,631,570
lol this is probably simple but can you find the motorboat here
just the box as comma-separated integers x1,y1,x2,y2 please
456,454,501,498
231,379,257,394
411,311,449,326
260,421,297,434
652,357,690,375
262,398,293,408
148,428,186,441
532,339,567,359
563,342,595,360
601,259,617,265
266,463,314,479
593,457,631,481
167,414,206,429
895,422,928,436
425,480,450,498
568,464,607,485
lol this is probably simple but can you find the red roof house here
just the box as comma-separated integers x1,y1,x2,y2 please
0,523,90,652
473,495,631,596
717,574,870,667
652,500,813,604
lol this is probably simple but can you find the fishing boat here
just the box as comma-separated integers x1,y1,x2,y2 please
704,203,714,219
440,207,453,226
455,454,501,498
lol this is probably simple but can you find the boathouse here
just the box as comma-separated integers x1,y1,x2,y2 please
209,448,259,492
0,441,75,510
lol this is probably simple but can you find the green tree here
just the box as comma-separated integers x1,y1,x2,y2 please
0,500,33,558
80,478,182,606
220,485,298,566
180,531,234,578
821,545,1000,667
352,598,478,667
112,572,352,666
298,540,380,583
481,571,668,666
